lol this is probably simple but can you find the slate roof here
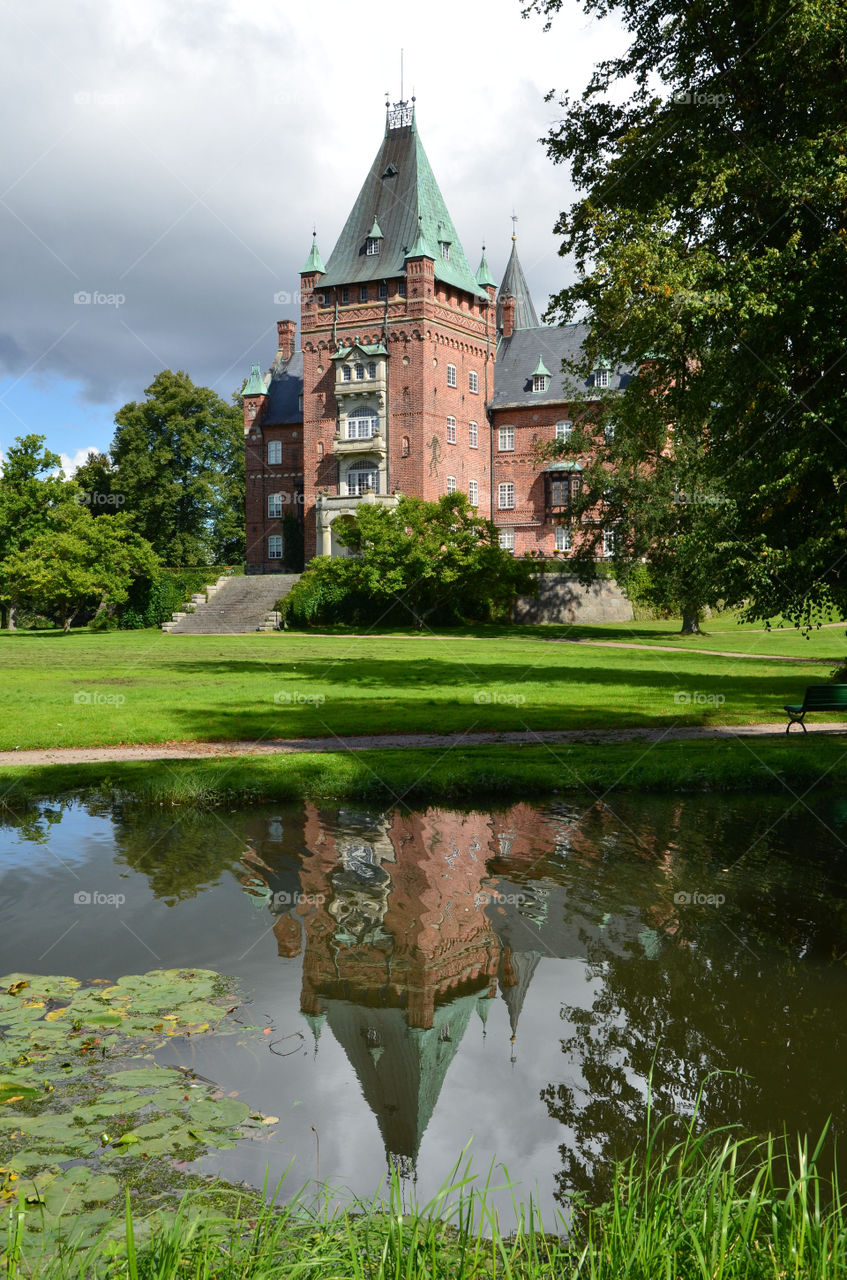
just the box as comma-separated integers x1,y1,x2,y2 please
490,324,634,409
496,238,539,331
316,109,489,301
263,350,303,425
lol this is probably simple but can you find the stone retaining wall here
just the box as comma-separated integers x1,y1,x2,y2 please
515,574,633,625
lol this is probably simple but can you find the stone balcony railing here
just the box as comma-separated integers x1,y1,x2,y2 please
333,430,388,458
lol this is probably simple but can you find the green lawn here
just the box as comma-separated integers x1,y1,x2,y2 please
4,736,847,810
0,621,844,751
512,609,847,659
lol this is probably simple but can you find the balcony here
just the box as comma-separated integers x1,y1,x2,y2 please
333,429,388,458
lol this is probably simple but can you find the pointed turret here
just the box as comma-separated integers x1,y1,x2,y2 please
475,245,497,290
243,363,268,396
406,216,435,261
302,233,326,275
497,228,539,333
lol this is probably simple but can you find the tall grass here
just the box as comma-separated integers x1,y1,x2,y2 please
5,1127,846,1278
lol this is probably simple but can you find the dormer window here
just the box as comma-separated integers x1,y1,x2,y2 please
531,355,551,393
366,217,383,257
596,369,610,389
440,242,450,260
355,363,365,380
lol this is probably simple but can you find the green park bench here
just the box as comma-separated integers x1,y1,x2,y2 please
783,684,847,734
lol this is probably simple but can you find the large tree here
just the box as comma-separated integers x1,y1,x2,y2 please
1,504,159,632
0,435,70,629
526,0,847,628
283,493,536,629
110,369,244,566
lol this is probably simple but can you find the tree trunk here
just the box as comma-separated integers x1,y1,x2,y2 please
681,607,702,634
7,598,17,631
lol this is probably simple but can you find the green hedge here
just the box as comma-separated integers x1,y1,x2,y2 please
117,568,237,630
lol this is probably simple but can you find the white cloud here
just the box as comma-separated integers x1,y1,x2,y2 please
60,447,101,476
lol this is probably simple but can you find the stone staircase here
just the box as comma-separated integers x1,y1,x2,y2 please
163,574,300,634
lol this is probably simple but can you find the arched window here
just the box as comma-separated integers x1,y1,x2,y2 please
401,435,410,457
317,440,324,459
346,407,379,439
347,459,380,496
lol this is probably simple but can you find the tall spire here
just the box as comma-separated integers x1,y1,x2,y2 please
496,221,539,333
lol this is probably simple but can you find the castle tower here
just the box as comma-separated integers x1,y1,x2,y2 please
496,222,539,335
300,100,498,560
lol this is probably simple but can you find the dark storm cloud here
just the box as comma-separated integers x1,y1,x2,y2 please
0,0,330,408
0,0,591,421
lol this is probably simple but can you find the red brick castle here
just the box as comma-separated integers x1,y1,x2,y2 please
243,99,626,572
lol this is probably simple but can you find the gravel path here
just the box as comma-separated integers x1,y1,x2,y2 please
2,722,846,769
548,638,836,662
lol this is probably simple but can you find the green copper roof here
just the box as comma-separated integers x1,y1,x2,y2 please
318,116,488,300
475,247,497,289
407,218,435,260
243,363,268,396
497,236,539,330
331,342,389,360
302,233,326,275
368,217,384,239
533,355,552,378
544,459,584,471
323,991,479,1163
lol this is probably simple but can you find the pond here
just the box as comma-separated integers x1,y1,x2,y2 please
2,790,847,1221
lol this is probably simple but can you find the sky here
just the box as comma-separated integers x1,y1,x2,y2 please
0,0,627,475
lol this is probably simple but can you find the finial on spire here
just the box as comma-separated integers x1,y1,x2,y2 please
511,213,518,242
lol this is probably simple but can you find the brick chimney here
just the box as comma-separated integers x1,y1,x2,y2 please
501,295,516,339
277,319,297,361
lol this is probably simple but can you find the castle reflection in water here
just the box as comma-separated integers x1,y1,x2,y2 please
238,802,661,1177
